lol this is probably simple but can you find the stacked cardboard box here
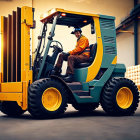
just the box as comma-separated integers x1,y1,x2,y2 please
125,65,140,91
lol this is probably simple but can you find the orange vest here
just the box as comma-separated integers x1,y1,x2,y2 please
69,35,90,58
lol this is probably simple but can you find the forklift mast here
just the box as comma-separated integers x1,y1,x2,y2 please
0,6,34,110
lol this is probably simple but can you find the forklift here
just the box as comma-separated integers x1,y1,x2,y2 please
0,7,139,118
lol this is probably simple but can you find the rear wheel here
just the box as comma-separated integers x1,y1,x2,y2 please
28,78,68,119
0,101,25,117
101,77,139,116
72,102,99,112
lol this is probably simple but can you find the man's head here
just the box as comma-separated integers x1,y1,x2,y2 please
74,31,81,38
71,28,82,38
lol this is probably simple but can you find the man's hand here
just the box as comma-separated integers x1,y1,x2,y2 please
62,52,70,60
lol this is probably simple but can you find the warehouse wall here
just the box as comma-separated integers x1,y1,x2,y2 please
0,0,32,67
116,0,140,67
0,0,137,71
0,0,32,26
117,26,135,67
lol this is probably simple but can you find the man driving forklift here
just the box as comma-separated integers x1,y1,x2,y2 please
52,28,90,82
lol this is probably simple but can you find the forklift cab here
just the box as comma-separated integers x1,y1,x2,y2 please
34,8,117,83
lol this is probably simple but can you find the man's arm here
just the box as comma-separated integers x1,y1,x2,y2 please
69,38,89,55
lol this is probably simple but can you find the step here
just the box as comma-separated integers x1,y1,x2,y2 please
79,96,93,99
73,90,90,96
67,82,83,91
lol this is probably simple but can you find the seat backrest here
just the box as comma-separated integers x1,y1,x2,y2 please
90,43,97,61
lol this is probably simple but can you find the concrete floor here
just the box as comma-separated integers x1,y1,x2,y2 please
0,104,140,140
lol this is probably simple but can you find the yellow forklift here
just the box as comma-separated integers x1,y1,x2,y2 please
0,6,139,118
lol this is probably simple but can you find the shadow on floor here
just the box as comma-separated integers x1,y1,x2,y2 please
0,110,140,120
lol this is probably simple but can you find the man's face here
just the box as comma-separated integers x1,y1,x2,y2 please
74,31,81,38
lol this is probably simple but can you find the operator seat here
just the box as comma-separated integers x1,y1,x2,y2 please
75,43,97,68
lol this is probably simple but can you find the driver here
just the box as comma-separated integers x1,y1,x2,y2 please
52,28,90,82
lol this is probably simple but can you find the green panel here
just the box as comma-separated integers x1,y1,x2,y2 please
82,82,89,91
94,65,115,87
74,65,115,103
89,65,115,102
112,63,126,77
101,54,116,68
101,28,116,36
88,80,99,86
74,67,88,82
74,64,126,103
99,17,117,68
99,14,115,20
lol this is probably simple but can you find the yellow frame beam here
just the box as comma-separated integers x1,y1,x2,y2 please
0,93,22,102
86,17,103,82
21,6,33,82
1,82,23,92
0,82,27,110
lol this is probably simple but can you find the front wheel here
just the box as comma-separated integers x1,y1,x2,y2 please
101,77,139,116
28,78,68,119
0,101,25,117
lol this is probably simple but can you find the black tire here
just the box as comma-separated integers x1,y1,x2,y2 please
0,101,25,117
101,77,139,116
28,78,68,119
72,102,99,112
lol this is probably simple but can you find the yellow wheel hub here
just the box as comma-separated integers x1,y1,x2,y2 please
42,87,62,111
116,87,133,109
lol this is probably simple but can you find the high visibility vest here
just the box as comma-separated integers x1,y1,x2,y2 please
69,35,90,57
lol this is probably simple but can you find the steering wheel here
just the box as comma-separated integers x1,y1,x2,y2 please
50,40,63,51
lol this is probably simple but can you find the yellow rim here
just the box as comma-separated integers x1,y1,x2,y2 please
116,87,133,109
42,87,62,111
